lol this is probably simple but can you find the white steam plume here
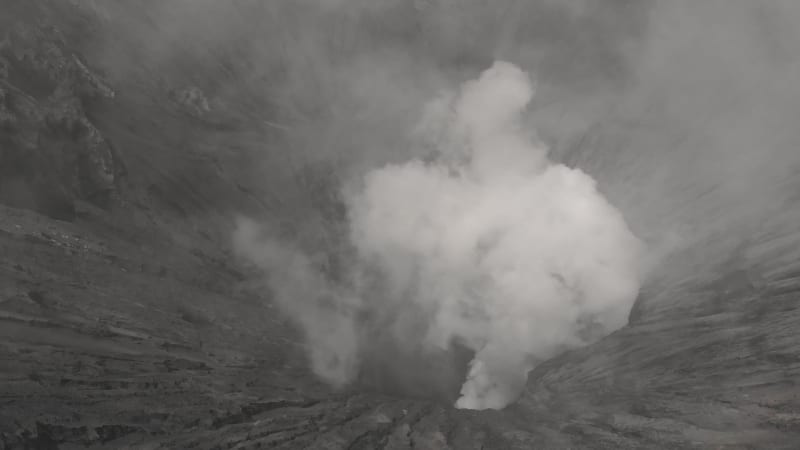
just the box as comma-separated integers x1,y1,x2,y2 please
232,219,362,387
348,61,642,409
234,61,642,410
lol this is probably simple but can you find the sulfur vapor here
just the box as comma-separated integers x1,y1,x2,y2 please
349,61,642,409
234,61,642,410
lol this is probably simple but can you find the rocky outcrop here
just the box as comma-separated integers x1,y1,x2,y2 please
169,85,211,118
0,18,122,220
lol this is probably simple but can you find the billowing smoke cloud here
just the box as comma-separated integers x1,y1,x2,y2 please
349,61,641,409
234,61,642,409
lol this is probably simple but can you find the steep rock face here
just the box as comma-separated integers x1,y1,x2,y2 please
1,0,282,251
0,14,121,219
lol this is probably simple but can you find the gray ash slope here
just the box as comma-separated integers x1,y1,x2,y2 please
2,1,800,448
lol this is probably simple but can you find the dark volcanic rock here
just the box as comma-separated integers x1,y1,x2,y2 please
0,14,120,220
